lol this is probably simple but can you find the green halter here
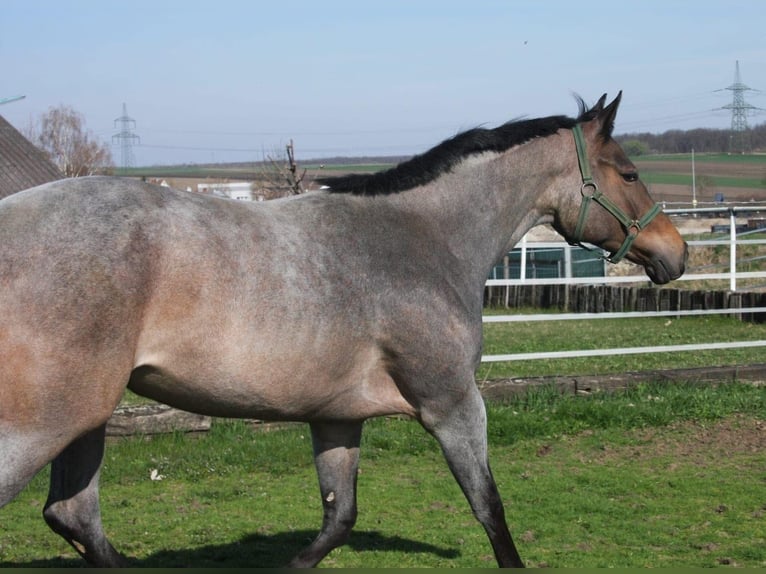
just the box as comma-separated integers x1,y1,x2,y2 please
569,124,662,264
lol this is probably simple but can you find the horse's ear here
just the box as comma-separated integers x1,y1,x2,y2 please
598,91,622,139
592,93,608,113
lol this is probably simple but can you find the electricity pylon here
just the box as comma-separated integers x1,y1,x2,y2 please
717,61,763,153
112,103,140,172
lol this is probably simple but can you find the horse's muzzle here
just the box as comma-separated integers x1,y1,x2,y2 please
645,242,688,285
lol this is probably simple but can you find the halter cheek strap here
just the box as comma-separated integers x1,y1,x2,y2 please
569,124,662,264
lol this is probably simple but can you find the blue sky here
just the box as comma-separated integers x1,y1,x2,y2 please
2,0,765,166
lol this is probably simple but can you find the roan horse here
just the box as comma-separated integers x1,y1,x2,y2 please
0,93,686,567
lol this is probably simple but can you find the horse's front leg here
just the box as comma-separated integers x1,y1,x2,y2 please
43,424,127,567
422,384,525,568
287,420,363,568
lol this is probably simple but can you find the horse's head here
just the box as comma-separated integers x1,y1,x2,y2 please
553,92,687,284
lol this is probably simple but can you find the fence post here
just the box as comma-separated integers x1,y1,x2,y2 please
520,233,528,282
729,292,742,321
503,254,510,308
730,209,737,292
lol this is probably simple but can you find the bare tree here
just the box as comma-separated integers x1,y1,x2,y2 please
26,105,113,177
260,139,316,197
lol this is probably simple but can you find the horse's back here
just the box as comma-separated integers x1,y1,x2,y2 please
0,177,170,322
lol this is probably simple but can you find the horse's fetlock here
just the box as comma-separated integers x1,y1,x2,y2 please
342,508,358,530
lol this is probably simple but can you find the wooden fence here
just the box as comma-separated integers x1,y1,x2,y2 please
484,284,766,323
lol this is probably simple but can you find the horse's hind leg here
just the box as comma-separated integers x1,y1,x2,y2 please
0,429,62,509
287,420,363,568
423,385,524,568
43,424,126,567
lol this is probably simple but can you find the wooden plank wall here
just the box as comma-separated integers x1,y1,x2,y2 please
484,285,766,323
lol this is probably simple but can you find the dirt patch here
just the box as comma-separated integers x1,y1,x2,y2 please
592,415,765,465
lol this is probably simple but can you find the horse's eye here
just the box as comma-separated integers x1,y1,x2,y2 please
622,172,639,183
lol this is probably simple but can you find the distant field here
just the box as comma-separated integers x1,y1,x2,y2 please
636,153,766,165
119,165,262,180
123,161,394,182
303,163,393,173
639,172,764,190
125,152,765,205
632,153,766,204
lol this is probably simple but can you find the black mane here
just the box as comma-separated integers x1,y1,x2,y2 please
319,98,598,196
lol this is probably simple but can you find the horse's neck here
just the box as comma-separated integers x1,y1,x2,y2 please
387,133,570,284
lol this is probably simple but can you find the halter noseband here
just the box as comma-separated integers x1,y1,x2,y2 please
569,124,662,264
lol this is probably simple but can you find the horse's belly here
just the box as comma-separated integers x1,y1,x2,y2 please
127,352,416,422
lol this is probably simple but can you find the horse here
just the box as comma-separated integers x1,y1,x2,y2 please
0,93,686,567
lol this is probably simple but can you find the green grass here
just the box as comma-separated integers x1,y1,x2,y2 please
634,153,766,165
630,152,766,190
304,163,393,173
638,171,764,189
1,383,764,567
118,162,394,180
478,311,766,380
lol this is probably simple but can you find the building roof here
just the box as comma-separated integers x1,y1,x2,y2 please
0,114,63,199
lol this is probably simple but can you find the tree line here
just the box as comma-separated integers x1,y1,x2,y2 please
615,122,766,156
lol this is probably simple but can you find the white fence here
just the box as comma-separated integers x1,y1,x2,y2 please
481,206,766,364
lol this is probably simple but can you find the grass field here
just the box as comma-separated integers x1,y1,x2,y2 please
639,172,764,189
478,311,766,380
632,152,766,203
303,163,393,173
119,161,394,182
635,153,766,165
1,382,763,568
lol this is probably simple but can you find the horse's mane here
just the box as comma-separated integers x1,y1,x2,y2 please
318,97,599,196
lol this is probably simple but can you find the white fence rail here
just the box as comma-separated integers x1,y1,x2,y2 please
488,206,766,290
481,206,766,364
483,340,766,363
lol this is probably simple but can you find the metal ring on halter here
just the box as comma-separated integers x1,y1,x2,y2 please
580,181,598,198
